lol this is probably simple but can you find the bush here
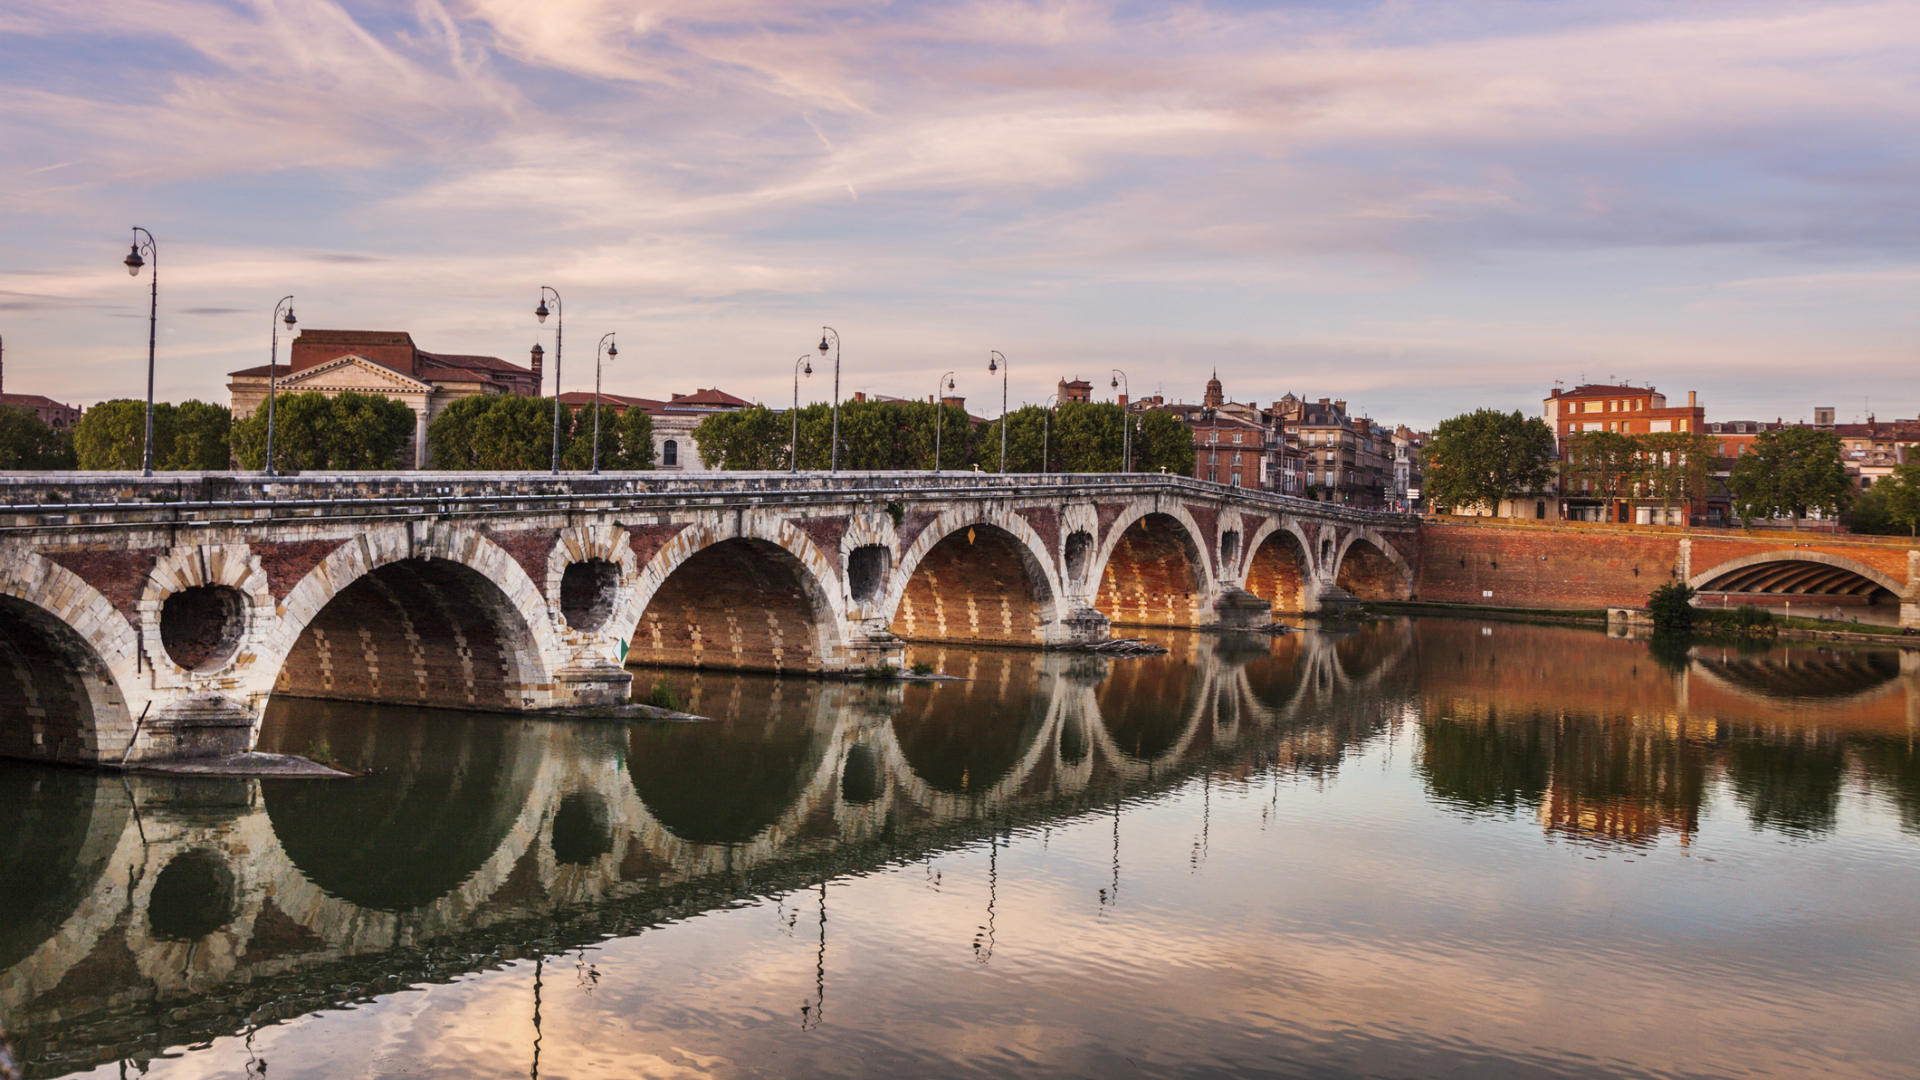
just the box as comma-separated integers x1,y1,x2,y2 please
640,679,680,711
1647,581,1696,631
909,661,935,676
1730,605,1774,629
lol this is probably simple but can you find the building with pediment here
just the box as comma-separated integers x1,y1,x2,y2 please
227,330,541,468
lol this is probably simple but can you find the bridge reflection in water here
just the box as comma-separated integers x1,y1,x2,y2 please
3,620,1919,1078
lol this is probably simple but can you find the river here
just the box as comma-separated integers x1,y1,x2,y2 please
2,618,1917,1079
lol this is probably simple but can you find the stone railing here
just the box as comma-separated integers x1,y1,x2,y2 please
0,470,1415,532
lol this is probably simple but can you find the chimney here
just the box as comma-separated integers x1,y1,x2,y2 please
1334,399,1347,413
1687,390,1697,408
1117,393,1128,410
529,343,544,394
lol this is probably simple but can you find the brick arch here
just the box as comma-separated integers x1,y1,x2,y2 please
268,526,560,712
544,525,638,638
137,544,276,682
0,551,139,764
1091,503,1218,628
1333,528,1415,602
617,517,848,673
1243,520,1317,614
884,509,1065,647
1689,551,1904,598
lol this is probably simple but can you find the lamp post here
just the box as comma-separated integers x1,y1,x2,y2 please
534,287,562,475
1110,369,1131,473
818,327,841,472
121,228,159,476
1041,393,1058,476
987,350,1008,473
790,354,813,473
265,296,296,476
592,333,616,474
932,370,956,473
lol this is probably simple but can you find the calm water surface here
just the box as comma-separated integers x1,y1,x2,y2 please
3,618,1919,1079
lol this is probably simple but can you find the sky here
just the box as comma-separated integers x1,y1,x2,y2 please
0,0,1916,428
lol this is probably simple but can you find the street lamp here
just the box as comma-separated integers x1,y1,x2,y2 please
592,333,616,474
933,371,956,474
534,286,562,474
1110,369,1131,473
790,354,813,473
1041,393,1058,476
818,327,841,472
122,228,158,476
987,350,1008,473
266,296,296,476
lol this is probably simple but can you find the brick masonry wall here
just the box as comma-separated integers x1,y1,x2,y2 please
892,527,1046,647
1337,543,1411,602
1246,532,1309,613
0,600,98,762
633,539,825,672
276,561,522,708
1416,521,1683,609
1100,515,1203,627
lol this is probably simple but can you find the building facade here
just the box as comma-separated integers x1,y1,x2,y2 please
228,330,540,469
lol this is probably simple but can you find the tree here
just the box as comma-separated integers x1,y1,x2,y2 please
612,405,656,470
0,405,75,469
1848,462,1920,536
1134,410,1197,476
76,400,177,471
166,400,232,470
1050,402,1125,472
1563,430,1642,521
979,406,1050,473
1637,430,1717,525
233,391,415,470
1728,427,1851,527
695,405,799,470
1422,409,1556,515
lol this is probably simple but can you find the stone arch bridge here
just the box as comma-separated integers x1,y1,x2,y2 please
0,472,1416,765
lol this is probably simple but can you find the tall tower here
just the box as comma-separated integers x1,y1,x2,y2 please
1204,369,1224,408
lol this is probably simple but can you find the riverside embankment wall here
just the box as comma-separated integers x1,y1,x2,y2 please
1414,519,1920,617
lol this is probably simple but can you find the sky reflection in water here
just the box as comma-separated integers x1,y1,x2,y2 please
3,618,1918,1079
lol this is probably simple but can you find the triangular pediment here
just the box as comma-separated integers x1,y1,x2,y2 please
282,354,432,394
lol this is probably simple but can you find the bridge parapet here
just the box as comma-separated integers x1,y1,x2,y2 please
0,472,1415,765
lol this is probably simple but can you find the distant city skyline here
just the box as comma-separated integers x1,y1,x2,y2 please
1,0,1916,428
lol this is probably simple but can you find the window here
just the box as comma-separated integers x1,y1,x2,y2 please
1232,433,1242,444
1231,471,1242,486
663,439,679,466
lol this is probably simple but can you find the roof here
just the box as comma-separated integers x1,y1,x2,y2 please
669,387,753,408
0,392,75,410
291,329,417,348
227,363,291,378
421,351,532,375
1562,383,1654,396
555,391,669,410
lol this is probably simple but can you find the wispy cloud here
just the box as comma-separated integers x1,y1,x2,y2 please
0,0,1915,421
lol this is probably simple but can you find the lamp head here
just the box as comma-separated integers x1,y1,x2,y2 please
607,342,618,359
804,361,813,376
123,246,144,276
988,355,998,373
534,299,550,324
817,334,830,354
282,306,297,328
1110,375,1119,389
946,377,955,391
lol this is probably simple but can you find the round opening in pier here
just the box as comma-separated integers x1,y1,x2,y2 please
560,559,621,633
550,792,613,865
840,744,882,805
1063,530,1094,586
847,545,891,605
159,585,248,673
147,849,237,941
